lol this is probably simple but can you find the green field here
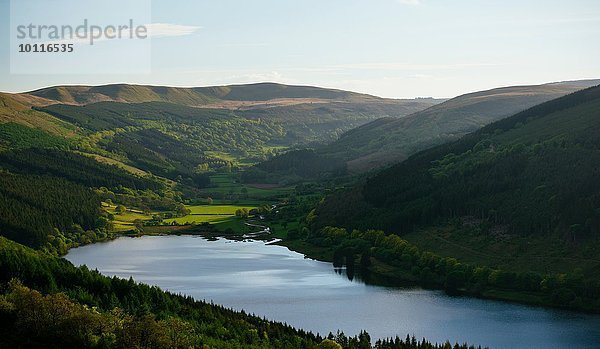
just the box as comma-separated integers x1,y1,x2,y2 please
104,202,259,233
103,203,154,232
163,204,259,233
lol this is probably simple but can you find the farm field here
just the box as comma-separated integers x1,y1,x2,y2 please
103,203,154,231
163,204,258,233
104,202,260,233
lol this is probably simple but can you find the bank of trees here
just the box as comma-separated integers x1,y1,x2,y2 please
0,148,162,191
307,227,600,312
0,172,105,249
0,237,320,348
243,149,347,184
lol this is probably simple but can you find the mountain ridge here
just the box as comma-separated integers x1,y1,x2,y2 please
18,82,418,107
320,79,600,172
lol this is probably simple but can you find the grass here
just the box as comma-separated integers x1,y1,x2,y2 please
269,220,301,239
103,203,154,232
186,205,256,215
103,202,254,235
163,204,259,233
274,239,333,262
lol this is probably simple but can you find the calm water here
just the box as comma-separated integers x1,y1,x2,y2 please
66,236,600,349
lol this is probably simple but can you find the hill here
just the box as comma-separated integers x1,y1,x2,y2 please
1,83,441,178
314,84,600,278
321,80,600,172
23,82,380,106
0,82,441,252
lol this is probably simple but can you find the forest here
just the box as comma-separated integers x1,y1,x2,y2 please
242,149,348,184
0,172,104,249
315,86,600,243
0,148,163,190
301,226,600,312
38,101,287,168
0,147,193,252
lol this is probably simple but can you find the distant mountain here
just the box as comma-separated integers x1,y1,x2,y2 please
314,84,600,275
5,82,442,131
0,83,441,184
20,82,419,106
16,83,441,145
321,79,600,172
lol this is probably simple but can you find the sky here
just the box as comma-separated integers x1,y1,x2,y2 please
1,0,600,98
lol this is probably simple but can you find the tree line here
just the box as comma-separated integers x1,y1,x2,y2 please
305,226,600,312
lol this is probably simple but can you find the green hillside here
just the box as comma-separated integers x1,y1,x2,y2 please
36,101,287,176
237,99,433,145
0,83,440,182
0,93,80,138
314,85,600,277
321,80,600,172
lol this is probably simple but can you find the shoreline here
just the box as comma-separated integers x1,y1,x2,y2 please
71,226,599,315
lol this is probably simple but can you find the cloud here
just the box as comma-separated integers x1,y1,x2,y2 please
397,0,421,5
145,23,201,38
35,23,201,46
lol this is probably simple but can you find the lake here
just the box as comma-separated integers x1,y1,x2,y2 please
66,236,600,349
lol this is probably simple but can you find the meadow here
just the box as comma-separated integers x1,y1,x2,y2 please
103,203,153,232
164,204,257,225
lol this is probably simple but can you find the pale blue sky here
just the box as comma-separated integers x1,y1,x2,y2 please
1,0,599,98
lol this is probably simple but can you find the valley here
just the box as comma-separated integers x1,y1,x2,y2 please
1,80,599,348
3,1,599,347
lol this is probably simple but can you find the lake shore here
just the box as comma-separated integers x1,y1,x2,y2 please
99,224,599,315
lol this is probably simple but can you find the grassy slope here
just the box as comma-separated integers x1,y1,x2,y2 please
198,173,294,202
321,80,600,172
0,93,80,139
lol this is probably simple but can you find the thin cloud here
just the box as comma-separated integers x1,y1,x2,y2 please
145,23,201,38
36,23,201,46
397,0,421,5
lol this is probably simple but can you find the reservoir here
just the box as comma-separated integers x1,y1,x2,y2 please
66,236,600,349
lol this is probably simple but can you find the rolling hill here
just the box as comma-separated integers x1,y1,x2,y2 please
20,82,431,107
314,84,600,277
320,79,600,172
0,83,441,176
